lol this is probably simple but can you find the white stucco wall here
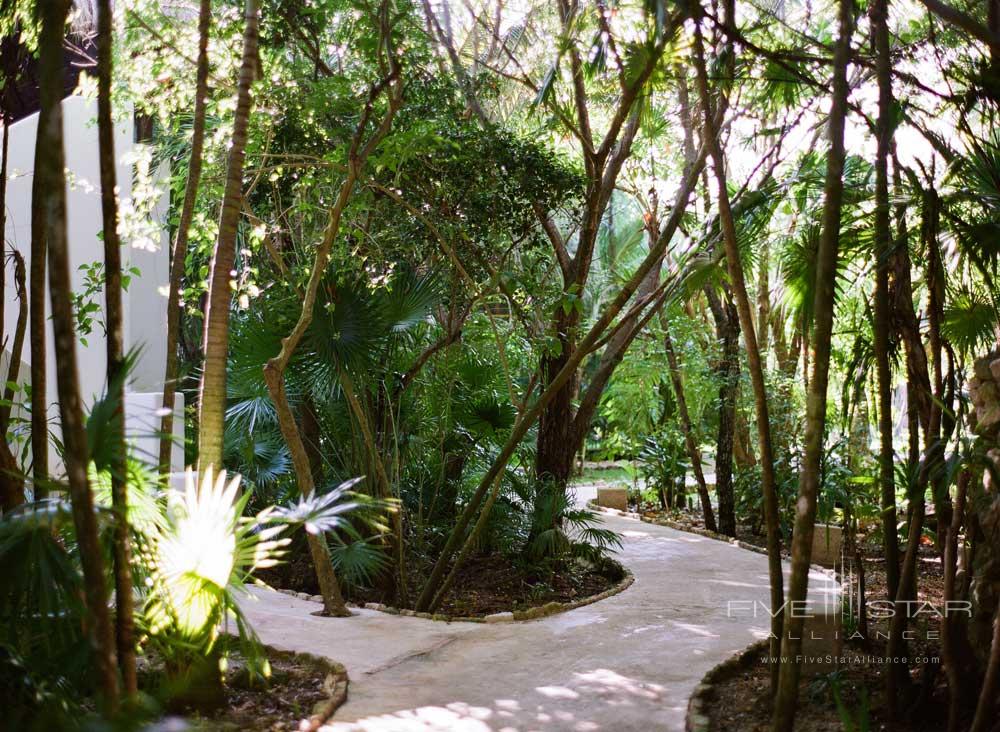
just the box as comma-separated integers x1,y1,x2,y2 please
2,95,184,475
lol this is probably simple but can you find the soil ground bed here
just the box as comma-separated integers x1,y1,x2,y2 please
138,646,333,731
259,546,622,618
665,505,967,732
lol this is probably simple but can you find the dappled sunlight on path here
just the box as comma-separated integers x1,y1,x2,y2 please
241,484,839,731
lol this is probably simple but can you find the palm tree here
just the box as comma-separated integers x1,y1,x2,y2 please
197,0,258,472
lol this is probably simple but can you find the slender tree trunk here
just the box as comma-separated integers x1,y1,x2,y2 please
261,10,402,614
95,0,136,696
872,0,900,605
704,287,739,537
159,0,212,477
887,476,927,715
942,470,969,732
0,107,22,512
0,253,27,512
29,78,49,499
771,0,853,727
662,321,716,531
38,0,119,709
691,20,785,690
971,601,1000,732
196,0,258,472
264,368,350,616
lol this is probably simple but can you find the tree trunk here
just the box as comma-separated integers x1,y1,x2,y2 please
29,73,49,499
691,20,785,691
196,0,258,472
971,601,1000,732
263,368,351,617
942,470,969,732
662,321,716,532
536,317,580,487
261,10,402,614
704,287,739,537
415,147,711,613
96,0,137,696
38,0,119,709
0,102,23,513
872,0,901,605
0,253,27,512
159,0,212,478
772,0,853,726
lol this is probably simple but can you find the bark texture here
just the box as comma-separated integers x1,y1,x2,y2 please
872,0,901,605
772,0,853,725
159,0,212,477
691,19,785,689
197,0,258,471
95,0,136,695
38,0,119,708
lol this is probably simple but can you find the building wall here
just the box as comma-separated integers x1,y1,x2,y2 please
2,95,184,475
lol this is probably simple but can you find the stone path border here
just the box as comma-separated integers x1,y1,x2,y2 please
271,560,634,624
684,639,769,732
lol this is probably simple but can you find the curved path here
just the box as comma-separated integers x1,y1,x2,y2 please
242,485,839,731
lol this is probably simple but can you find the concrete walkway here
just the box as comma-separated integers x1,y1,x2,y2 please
241,484,838,731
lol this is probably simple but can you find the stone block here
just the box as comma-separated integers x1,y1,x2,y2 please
810,524,843,568
596,486,628,512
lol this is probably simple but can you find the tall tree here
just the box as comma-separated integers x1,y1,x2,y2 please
872,0,900,605
29,36,48,499
36,0,119,709
196,0,258,472
663,321,716,531
691,9,785,689
95,0,136,696
262,0,403,616
159,0,211,478
772,0,854,726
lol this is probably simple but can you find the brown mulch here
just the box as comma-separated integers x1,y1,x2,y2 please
662,506,963,732
147,649,336,732
417,554,622,617
258,547,623,618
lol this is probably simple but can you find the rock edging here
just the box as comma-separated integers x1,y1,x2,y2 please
261,646,349,731
271,561,634,624
685,639,769,732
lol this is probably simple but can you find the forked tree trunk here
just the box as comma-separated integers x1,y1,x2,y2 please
96,0,137,696
691,19,785,690
872,0,900,604
415,147,711,613
37,0,119,709
261,8,402,615
196,0,258,472
704,288,739,537
662,322,716,532
771,0,853,724
159,0,212,477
